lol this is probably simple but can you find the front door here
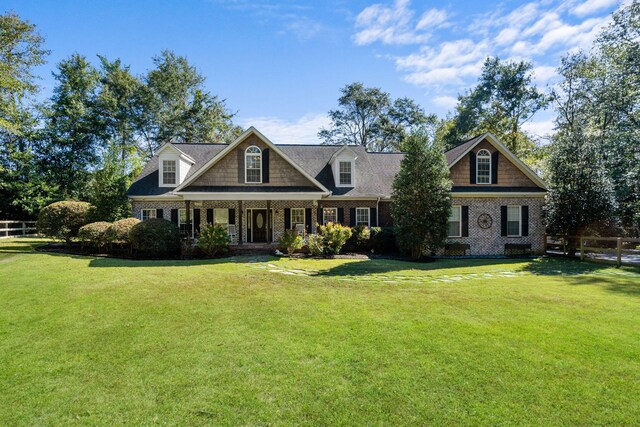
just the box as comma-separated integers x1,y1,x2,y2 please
250,209,268,243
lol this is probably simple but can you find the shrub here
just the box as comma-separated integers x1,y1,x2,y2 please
129,219,181,257
78,222,112,250
318,222,352,256
36,201,94,244
369,227,398,254
196,224,230,257
345,225,370,252
278,229,304,255
105,218,140,245
307,234,324,256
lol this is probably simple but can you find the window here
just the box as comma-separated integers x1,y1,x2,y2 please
178,209,193,234
291,208,305,234
214,208,229,227
162,160,177,185
476,149,491,184
355,207,369,226
245,146,262,183
448,206,461,237
507,206,521,237
339,161,352,186
323,208,337,224
141,209,156,221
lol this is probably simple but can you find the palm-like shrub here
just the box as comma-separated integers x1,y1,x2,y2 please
196,224,230,257
278,229,304,255
129,219,181,257
36,201,94,244
78,222,111,250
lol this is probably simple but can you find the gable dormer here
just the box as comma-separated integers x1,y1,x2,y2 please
157,143,195,187
330,145,358,188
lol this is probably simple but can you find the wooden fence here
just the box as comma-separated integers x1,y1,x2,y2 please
0,220,37,239
544,234,640,267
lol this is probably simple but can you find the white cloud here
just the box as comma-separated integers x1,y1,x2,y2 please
523,119,555,139
416,9,448,30
532,65,559,84
572,0,619,16
240,113,330,145
433,95,458,110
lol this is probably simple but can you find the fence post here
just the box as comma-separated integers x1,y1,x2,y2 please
22,222,26,236
580,236,584,261
617,238,622,267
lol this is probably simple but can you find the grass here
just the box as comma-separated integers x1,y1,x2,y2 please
1,238,639,425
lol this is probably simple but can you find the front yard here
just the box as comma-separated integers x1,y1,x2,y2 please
1,238,639,425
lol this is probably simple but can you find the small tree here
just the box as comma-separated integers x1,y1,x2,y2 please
278,229,304,255
36,201,94,245
196,224,231,257
392,130,452,259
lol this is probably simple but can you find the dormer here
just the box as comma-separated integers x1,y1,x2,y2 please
330,145,358,188
156,143,195,188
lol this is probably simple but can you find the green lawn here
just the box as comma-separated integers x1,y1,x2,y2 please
1,238,639,425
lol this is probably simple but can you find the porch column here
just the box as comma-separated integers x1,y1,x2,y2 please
238,200,243,245
185,200,192,240
266,199,271,244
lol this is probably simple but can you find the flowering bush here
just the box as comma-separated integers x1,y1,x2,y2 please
317,222,352,256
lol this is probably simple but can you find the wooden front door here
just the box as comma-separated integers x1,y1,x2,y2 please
250,209,268,243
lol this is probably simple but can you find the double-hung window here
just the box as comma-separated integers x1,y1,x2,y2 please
245,146,262,183
448,206,461,237
141,209,156,221
339,161,352,186
507,206,522,237
323,208,337,225
162,160,177,185
178,209,193,234
476,149,491,184
214,208,229,231
355,207,369,226
291,208,305,234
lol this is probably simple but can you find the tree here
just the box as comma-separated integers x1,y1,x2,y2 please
391,130,452,259
39,54,101,199
319,82,436,152
441,57,549,158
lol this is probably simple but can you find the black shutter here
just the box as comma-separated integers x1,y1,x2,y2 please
305,208,312,233
317,207,323,225
171,209,179,224
229,209,236,225
491,151,499,184
207,208,214,224
156,208,163,220
262,148,269,183
521,206,529,236
349,208,356,226
337,208,344,224
470,152,476,184
462,206,469,237
284,208,291,230
501,206,507,236
370,208,378,227
193,209,201,234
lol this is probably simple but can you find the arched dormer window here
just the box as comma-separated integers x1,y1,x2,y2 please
245,146,262,183
476,149,491,184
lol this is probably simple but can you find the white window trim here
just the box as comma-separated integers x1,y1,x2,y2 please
507,205,522,237
355,207,370,226
160,159,178,187
322,207,337,225
448,205,462,238
245,145,262,184
476,149,491,185
291,208,306,227
178,208,195,235
140,209,157,221
336,160,355,187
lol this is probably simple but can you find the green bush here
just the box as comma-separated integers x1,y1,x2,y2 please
307,234,324,256
196,224,230,257
105,218,141,245
369,227,397,254
129,219,181,257
36,201,94,244
78,222,111,250
318,222,352,256
345,225,370,252
278,229,304,255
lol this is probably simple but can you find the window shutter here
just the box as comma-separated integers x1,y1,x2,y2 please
262,148,269,183
317,207,322,227
462,206,469,237
193,209,201,234
500,206,507,236
349,208,356,226
171,209,179,224
207,208,214,224
337,208,344,224
156,208,163,219
521,205,529,236
228,209,236,225
305,208,312,233
491,152,499,184
470,152,477,184
370,208,378,227
284,208,291,230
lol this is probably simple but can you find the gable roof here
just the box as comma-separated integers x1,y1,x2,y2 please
155,142,196,164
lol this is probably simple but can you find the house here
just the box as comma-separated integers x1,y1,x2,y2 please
127,127,547,255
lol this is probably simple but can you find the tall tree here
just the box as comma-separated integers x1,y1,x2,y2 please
441,57,549,158
0,12,52,218
391,130,451,259
39,54,101,199
319,82,435,152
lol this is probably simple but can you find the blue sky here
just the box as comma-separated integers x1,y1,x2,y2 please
4,0,625,144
